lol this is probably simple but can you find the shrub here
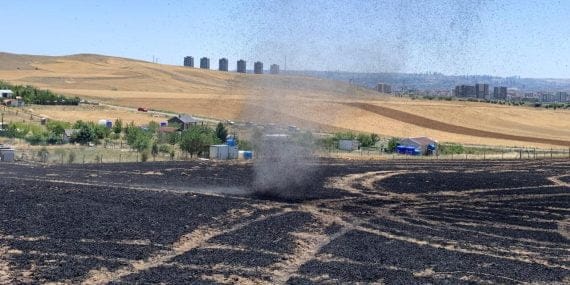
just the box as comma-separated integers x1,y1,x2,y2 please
110,133,121,140
113,119,123,134
125,124,152,152
386,137,399,153
158,144,171,153
179,125,219,157
238,139,253,150
4,122,30,138
151,142,159,160
141,151,149,162
74,123,97,144
357,133,374,147
215,122,228,143
318,136,336,149
37,147,49,163
46,133,60,144
292,131,315,148
46,120,70,136
370,133,380,144
26,132,47,145
439,143,465,155
167,132,180,145
67,152,76,164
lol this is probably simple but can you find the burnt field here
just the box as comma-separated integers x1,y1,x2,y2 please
0,159,568,284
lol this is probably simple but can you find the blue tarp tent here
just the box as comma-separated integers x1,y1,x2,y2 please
396,145,421,155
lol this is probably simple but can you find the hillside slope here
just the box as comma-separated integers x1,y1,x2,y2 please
0,52,569,148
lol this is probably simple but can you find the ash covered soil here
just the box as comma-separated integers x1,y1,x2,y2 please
0,159,568,284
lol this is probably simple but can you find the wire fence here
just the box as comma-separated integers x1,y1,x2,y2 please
13,146,198,165
6,144,570,165
321,146,570,160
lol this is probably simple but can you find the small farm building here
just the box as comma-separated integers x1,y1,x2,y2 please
168,114,199,131
2,96,24,107
0,90,13,99
63,129,79,144
398,137,437,155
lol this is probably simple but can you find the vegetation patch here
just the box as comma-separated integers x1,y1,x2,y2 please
0,80,80,105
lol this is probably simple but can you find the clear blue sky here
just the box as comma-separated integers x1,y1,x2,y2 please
1,0,569,78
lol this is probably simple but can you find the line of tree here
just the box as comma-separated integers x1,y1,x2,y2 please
413,94,570,109
0,81,80,105
319,131,380,149
0,119,114,145
1,118,232,160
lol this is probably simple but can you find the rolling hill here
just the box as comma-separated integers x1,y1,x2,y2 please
0,52,569,148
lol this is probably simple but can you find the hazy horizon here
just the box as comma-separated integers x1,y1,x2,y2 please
3,50,570,81
1,1,569,78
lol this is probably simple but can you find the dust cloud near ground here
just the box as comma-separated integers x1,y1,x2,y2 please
251,138,318,201
240,74,320,201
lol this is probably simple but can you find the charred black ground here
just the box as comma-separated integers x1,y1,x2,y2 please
0,159,568,284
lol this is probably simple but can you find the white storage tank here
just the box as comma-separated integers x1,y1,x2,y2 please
98,119,113,128
338,139,360,151
210,145,229,160
0,145,15,162
238,150,254,160
228,146,239,159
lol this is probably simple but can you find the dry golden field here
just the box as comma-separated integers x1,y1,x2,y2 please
0,52,569,148
26,105,169,125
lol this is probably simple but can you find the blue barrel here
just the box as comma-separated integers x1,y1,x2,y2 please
160,122,168,127
227,138,236,146
243,151,253,160
106,121,113,128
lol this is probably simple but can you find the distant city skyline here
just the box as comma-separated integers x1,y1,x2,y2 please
1,0,570,78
